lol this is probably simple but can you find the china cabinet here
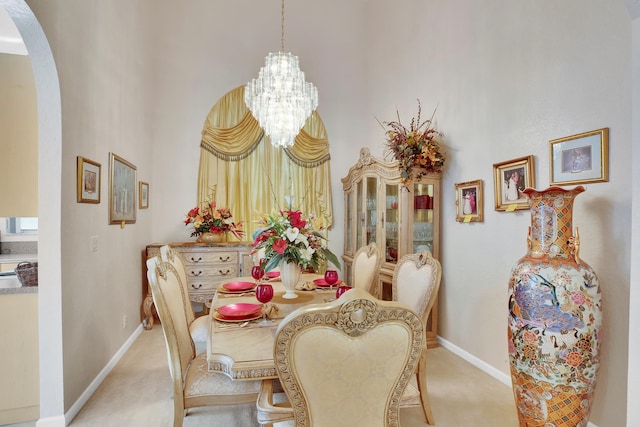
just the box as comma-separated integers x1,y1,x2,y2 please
341,148,441,347
143,242,253,329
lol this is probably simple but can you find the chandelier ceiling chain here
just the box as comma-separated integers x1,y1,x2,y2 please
280,0,285,52
244,0,318,148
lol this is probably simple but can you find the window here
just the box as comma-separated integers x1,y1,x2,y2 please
3,217,38,235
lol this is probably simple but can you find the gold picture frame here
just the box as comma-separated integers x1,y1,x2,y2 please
493,155,535,212
455,180,483,222
109,153,137,225
139,181,149,209
77,156,101,203
550,128,609,185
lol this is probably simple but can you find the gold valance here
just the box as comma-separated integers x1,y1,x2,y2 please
200,86,330,167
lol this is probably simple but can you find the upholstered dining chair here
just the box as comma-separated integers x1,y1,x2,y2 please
146,256,261,427
392,249,442,425
257,288,424,427
351,243,382,297
159,245,208,355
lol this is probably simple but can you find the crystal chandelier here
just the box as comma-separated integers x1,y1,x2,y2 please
244,0,318,148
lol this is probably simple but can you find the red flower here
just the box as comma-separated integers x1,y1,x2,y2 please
272,238,288,254
286,210,306,229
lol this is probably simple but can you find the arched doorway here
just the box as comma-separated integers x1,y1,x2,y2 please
0,0,64,425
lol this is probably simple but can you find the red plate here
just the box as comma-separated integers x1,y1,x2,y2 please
214,310,262,323
217,303,262,319
222,281,255,292
313,278,343,287
265,271,280,279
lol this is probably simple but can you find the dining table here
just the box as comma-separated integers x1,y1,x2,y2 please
206,273,344,381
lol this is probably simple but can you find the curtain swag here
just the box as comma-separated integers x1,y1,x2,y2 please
200,86,331,167
197,86,334,240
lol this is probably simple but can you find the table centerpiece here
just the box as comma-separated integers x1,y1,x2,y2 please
252,209,340,299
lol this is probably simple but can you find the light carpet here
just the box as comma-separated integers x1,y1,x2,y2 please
59,325,517,426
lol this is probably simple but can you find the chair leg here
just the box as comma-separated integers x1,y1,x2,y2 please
173,390,185,427
416,349,435,425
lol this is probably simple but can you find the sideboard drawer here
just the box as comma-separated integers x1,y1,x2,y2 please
182,251,238,265
185,265,238,281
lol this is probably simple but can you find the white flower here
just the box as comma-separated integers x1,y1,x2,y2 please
301,246,315,261
296,233,309,247
285,227,300,242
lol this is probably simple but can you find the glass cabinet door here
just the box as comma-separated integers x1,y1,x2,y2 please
384,183,399,263
365,177,378,246
412,182,434,253
356,180,363,248
345,190,353,254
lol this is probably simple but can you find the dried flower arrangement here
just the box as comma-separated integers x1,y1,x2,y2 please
380,100,445,184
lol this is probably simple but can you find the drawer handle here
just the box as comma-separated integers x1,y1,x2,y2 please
190,257,203,263
191,284,203,289
218,256,231,262
190,271,203,277
219,269,231,275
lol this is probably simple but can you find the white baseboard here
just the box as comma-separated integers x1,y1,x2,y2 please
63,323,144,425
436,336,599,427
437,336,512,386
35,414,65,427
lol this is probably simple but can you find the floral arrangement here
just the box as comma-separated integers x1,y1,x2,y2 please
381,100,445,184
184,200,244,239
252,209,340,273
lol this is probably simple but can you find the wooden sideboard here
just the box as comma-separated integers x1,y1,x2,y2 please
143,242,254,330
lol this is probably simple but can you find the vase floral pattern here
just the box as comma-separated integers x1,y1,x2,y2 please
508,186,602,427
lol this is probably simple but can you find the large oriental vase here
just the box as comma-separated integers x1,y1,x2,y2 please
508,186,602,427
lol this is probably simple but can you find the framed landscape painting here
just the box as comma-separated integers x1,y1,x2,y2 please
109,153,137,224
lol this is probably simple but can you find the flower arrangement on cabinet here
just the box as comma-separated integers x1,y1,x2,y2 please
252,209,340,273
184,200,244,239
380,99,445,184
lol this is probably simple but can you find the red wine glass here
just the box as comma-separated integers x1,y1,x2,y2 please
324,269,339,290
251,264,264,285
336,285,352,299
256,283,274,323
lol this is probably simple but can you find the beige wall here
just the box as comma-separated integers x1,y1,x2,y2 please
365,2,632,426
0,53,37,217
15,0,636,426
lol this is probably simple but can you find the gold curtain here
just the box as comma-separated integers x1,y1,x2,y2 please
198,86,333,242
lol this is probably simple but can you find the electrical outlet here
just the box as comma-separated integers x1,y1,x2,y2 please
122,315,128,329
90,235,98,252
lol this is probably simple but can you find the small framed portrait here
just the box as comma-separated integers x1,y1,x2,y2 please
550,128,609,185
109,153,137,224
77,156,101,203
493,155,535,212
139,181,149,209
455,180,483,222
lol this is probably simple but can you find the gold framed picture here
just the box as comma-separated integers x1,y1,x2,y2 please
109,153,137,224
550,128,609,185
139,181,149,209
455,180,483,222
77,156,101,203
493,155,535,212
